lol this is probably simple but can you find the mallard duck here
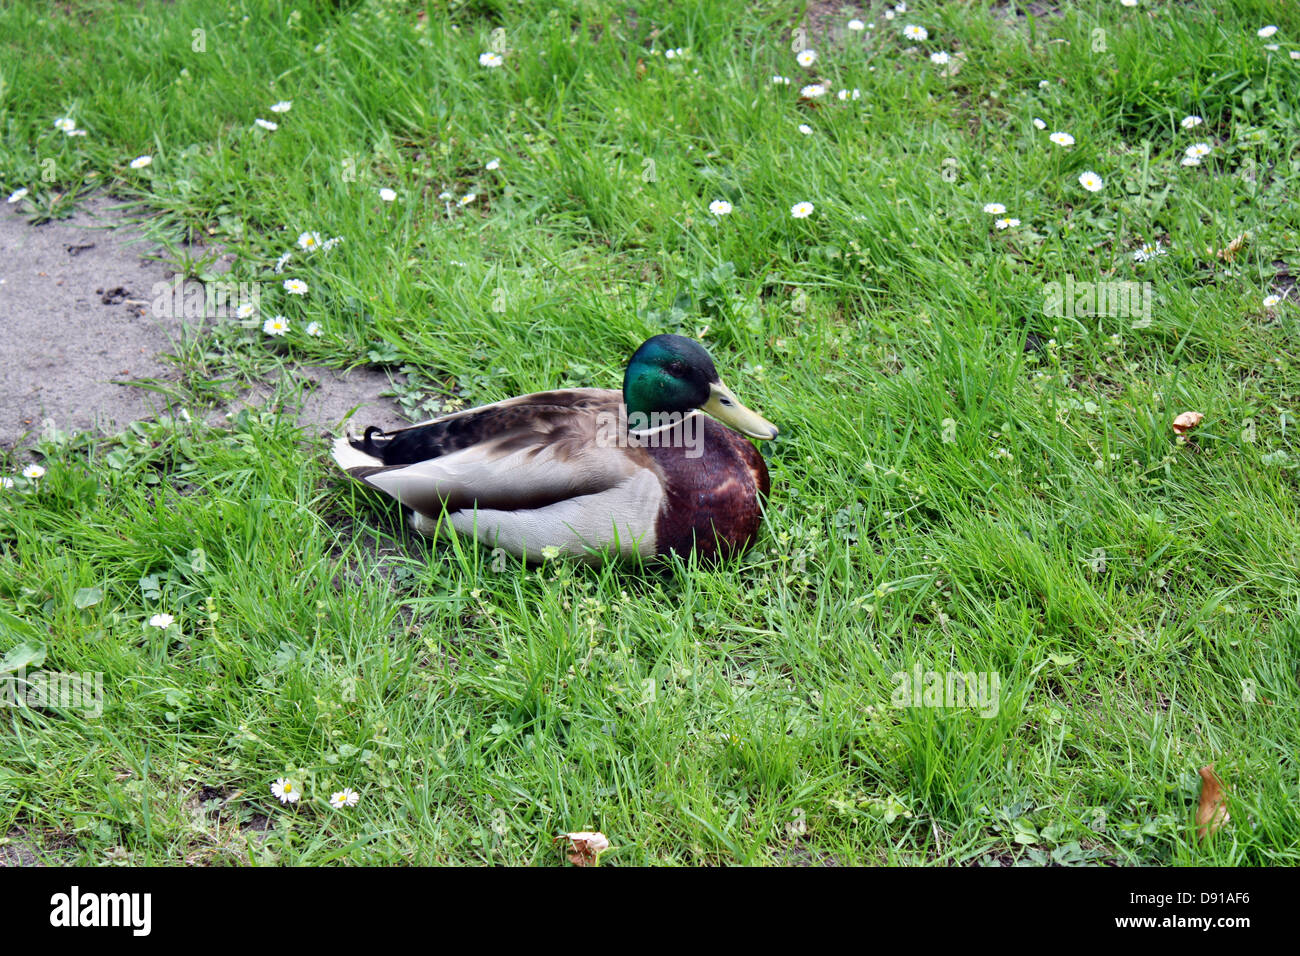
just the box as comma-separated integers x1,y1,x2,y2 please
331,334,778,564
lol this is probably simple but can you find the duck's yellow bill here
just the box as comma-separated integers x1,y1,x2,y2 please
701,382,779,440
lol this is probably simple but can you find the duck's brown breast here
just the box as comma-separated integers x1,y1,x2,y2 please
642,416,770,561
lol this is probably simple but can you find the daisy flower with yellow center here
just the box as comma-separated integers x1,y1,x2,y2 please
983,202,1006,215
236,302,257,320
270,101,292,113
1263,295,1282,308
254,118,278,131
1186,142,1212,158
54,117,76,132
263,316,289,336
22,464,45,480
903,25,928,41
459,193,477,206
1078,171,1104,192
1048,132,1074,146
790,201,814,219
379,188,397,202
799,83,826,98
148,613,174,629
708,199,732,216
930,52,950,65
1181,115,1203,129
479,51,503,68
306,321,323,337
130,155,153,169
995,217,1020,230
283,279,308,296
329,788,360,809
271,779,300,804
298,231,322,251
796,49,817,68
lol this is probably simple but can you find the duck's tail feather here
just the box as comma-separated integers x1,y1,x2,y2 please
331,431,387,476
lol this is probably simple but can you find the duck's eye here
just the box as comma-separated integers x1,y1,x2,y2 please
666,361,687,376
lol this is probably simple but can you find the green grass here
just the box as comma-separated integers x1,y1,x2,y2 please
2,0,1299,865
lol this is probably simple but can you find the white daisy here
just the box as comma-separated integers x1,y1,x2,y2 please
479,51,503,68
1038,79,1050,89
263,315,289,336
1049,132,1075,146
321,236,343,252
329,788,360,809
271,778,301,804
459,193,477,205
485,158,500,171
283,279,308,295
995,217,1020,229
930,51,950,64
274,251,292,273
895,2,907,11
799,83,827,98
254,118,278,131
1120,0,1137,7
1078,170,1104,192
22,464,45,480
885,10,895,20
708,199,733,216
1181,156,1201,167
378,188,397,202
848,19,865,31
1186,142,1212,158
1181,115,1203,129
1257,26,1278,39
1032,117,1047,130
270,100,292,113
306,321,323,337
798,123,814,135
54,117,76,132
983,202,1007,215
297,231,322,251
129,155,152,169
438,190,454,201
6,187,28,204
1264,44,1280,52
903,25,928,41
796,49,818,68
771,75,791,85
235,302,257,319
790,201,814,219
148,613,174,629
1133,241,1166,262
1263,294,1282,308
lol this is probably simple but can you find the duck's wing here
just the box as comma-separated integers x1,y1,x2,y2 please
331,388,651,515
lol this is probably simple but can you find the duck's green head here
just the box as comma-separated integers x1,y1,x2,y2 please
622,334,778,440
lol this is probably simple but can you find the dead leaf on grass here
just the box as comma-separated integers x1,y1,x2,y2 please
1196,764,1229,839
1172,411,1204,435
557,831,611,866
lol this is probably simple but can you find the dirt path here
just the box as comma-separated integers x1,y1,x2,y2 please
0,197,405,450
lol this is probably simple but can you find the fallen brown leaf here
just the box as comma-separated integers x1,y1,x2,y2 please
557,831,611,866
1196,764,1229,839
1172,411,1204,435
1211,232,1249,263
